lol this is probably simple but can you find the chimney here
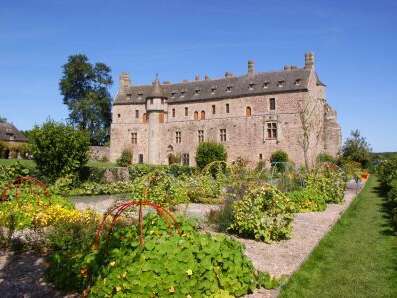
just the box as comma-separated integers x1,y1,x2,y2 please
195,74,200,81
204,74,209,80
283,65,291,71
248,60,255,76
224,72,234,78
119,72,131,94
304,52,315,69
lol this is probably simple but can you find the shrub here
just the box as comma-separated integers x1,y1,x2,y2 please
0,162,34,189
270,150,289,172
316,153,336,164
229,185,294,242
29,120,90,182
288,188,326,212
168,152,181,165
377,157,397,189
305,164,346,204
341,129,372,168
116,149,132,167
196,142,227,170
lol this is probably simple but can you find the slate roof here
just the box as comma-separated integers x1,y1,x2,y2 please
0,122,28,142
114,67,322,105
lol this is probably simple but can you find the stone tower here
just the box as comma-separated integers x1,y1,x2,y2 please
146,76,167,164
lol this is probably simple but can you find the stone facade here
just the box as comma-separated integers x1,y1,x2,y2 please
110,53,341,167
88,146,110,161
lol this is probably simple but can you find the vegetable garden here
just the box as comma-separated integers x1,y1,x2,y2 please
0,156,367,297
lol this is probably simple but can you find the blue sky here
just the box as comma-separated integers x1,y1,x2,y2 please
1,0,396,152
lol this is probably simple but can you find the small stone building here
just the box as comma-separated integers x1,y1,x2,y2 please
0,122,28,144
110,52,341,167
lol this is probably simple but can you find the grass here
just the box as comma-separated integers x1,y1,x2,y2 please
279,176,397,297
0,159,115,169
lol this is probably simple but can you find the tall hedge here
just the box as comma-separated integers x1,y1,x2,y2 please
30,120,90,182
195,142,227,169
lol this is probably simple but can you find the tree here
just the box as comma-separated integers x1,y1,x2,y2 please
270,150,289,172
59,54,113,145
341,129,372,168
195,142,227,170
30,120,90,182
0,115,7,123
297,97,324,169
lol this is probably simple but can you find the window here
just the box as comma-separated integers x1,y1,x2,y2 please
143,113,148,123
138,154,144,164
226,86,232,92
176,131,181,143
135,110,139,118
220,129,227,142
131,132,137,144
194,88,200,95
194,111,199,120
211,87,216,94
295,79,301,86
266,122,278,139
159,111,164,123
171,91,177,98
200,110,205,120
259,153,263,160
263,81,269,89
278,80,285,87
212,105,216,114
246,106,252,117
269,98,276,110
248,83,255,90
180,91,185,97
150,98,153,104
182,153,190,166
198,130,204,143
161,98,165,104
117,113,121,118
226,103,230,113
127,94,132,100
172,108,175,117
185,107,188,116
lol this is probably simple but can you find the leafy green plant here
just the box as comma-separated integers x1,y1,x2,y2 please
229,185,294,242
196,142,227,170
47,213,275,297
316,153,336,164
116,149,132,167
288,188,326,212
270,150,289,172
29,120,90,182
305,165,346,204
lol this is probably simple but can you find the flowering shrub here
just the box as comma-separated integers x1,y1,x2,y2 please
229,185,294,242
305,164,346,204
287,188,326,212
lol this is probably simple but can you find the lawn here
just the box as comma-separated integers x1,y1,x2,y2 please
0,159,115,169
279,176,397,297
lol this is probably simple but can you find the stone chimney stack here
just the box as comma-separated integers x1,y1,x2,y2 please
304,52,315,70
248,60,255,76
119,72,131,94
195,74,200,81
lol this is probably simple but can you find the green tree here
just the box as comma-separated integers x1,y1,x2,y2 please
195,142,227,169
270,150,289,172
341,129,372,168
30,120,90,182
59,54,113,145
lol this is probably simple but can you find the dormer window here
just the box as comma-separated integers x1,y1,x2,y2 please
194,88,200,95
127,94,132,100
137,92,143,99
180,91,185,97
211,87,217,94
263,81,270,89
171,91,177,98
248,82,255,90
226,85,232,92
278,80,285,87
295,79,301,86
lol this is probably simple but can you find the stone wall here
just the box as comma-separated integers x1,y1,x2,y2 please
89,146,110,161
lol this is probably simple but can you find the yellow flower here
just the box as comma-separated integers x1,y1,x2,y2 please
186,269,193,276
169,286,175,293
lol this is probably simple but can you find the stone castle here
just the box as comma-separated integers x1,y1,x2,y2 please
110,52,341,167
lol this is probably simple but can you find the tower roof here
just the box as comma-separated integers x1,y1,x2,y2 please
147,75,167,99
